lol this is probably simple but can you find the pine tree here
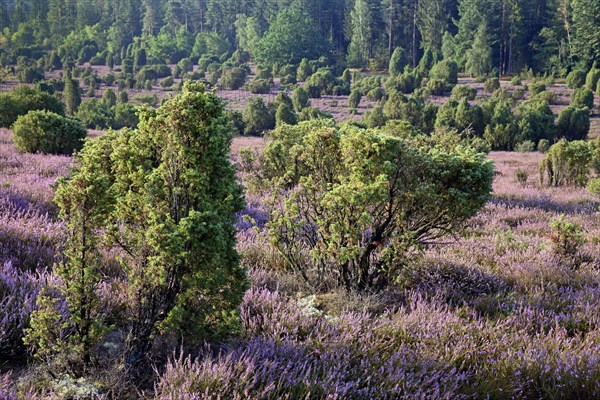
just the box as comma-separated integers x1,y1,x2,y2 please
465,24,493,76
572,0,600,65
347,0,374,68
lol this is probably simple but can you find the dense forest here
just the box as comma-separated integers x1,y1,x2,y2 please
0,0,598,75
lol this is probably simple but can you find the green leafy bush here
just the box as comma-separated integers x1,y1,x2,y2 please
246,78,272,94
258,120,494,290
429,60,458,85
348,90,362,112
572,88,594,109
555,106,590,141
540,139,593,186
76,99,114,129
451,85,477,101
0,86,65,127
221,67,247,90
12,110,86,155
292,86,310,112
484,77,500,93
566,70,586,89
243,97,275,135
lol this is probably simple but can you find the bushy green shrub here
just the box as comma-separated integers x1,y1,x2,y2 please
427,79,446,95
534,90,557,104
242,97,275,135
586,66,600,90
587,177,600,195
514,140,536,152
515,99,554,145
572,88,594,109
510,76,522,86
566,70,586,89
451,85,477,101
429,60,458,85
366,87,384,102
220,67,247,90
484,77,500,93
275,103,298,126
0,86,65,128
538,138,550,153
160,76,174,88
246,78,272,94
112,103,139,129
292,86,310,112
258,120,494,290
529,80,546,96
540,139,593,186
296,58,312,82
348,90,362,112
361,104,387,128
556,106,590,141
389,47,408,77
102,88,117,107
12,110,86,155
76,99,114,129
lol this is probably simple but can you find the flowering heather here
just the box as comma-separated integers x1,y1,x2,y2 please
4,131,600,399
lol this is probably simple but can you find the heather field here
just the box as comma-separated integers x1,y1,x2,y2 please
2,128,600,399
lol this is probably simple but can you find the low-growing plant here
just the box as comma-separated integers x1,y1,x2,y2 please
566,69,586,89
515,167,529,187
12,110,86,155
484,77,500,93
549,215,585,267
540,139,593,186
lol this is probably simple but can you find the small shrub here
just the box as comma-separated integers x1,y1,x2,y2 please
427,79,446,96
534,90,557,104
243,97,275,135
348,90,362,112
549,215,584,267
586,66,600,90
484,77,500,93
451,85,477,101
429,60,458,85
292,86,310,112
246,78,272,94
587,177,600,195
12,110,86,155
555,106,590,141
160,76,174,88
366,87,384,102
515,168,528,187
566,69,586,89
537,139,550,153
510,76,522,86
540,139,592,186
572,88,594,109
221,67,247,89
514,140,536,152
529,81,546,96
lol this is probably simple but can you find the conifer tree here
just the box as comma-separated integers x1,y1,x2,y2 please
63,69,81,116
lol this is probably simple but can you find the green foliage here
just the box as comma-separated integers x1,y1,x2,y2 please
538,139,550,153
361,104,387,128
587,177,600,195
275,103,298,126
549,215,585,267
515,99,555,145
258,121,494,290
102,88,117,107
429,60,458,85
529,80,546,96
118,90,129,104
26,134,114,372
220,67,247,90
348,90,362,112
484,77,500,93
254,8,330,67
160,76,174,88
243,97,275,135
572,88,594,109
556,106,590,141
566,70,586,89
540,139,593,186
465,25,493,77
76,99,114,129
12,110,86,155
586,66,600,91
0,86,65,128
246,78,272,94
515,168,528,187
389,47,408,77
292,87,310,112
514,140,536,152
112,103,139,129
297,58,312,82
451,85,477,101
427,79,446,95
